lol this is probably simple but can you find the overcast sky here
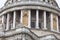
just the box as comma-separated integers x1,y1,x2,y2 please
0,0,60,8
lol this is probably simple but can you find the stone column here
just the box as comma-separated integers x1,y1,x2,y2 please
2,15,5,30
6,13,10,30
45,0,48,2
28,10,31,28
21,10,23,24
50,13,53,31
13,11,16,29
13,0,16,2
36,10,39,29
57,16,59,32
43,11,47,30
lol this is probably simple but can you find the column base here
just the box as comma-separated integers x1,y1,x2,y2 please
42,28,47,30
5,29,9,31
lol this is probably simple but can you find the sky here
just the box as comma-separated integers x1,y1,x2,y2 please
0,0,60,8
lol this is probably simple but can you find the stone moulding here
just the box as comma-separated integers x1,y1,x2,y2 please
0,1,60,13
0,6,60,16
0,27,59,40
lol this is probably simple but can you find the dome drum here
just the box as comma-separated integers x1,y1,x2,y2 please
0,0,60,40
1,9,60,33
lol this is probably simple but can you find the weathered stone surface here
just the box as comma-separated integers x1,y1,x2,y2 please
0,0,60,40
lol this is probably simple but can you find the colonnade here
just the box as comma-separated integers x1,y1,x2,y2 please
2,10,59,32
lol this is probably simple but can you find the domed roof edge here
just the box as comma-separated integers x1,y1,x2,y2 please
54,0,59,8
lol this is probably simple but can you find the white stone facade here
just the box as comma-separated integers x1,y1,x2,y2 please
0,0,60,40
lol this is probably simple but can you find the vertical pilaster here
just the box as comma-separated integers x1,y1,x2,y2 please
50,13,53,31
28,10,31,28
43,11,47,30
6,13,10,30
36,10,39,29
13,11,16,29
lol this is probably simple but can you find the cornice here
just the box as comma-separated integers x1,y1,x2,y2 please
0,1,60,13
